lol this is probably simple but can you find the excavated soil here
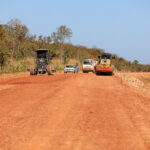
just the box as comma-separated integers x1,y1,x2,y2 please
0,73,150,150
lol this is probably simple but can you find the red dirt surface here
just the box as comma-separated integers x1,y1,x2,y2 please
0,73,150,150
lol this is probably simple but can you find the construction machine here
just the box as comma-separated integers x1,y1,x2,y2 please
29,49,56,75
95,53,115,75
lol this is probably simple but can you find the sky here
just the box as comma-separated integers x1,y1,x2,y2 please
0,0,150,64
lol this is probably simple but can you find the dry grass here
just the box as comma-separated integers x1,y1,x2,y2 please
0,58,34,74
51,59,81,70
0,58,81,74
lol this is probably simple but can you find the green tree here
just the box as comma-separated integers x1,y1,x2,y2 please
5,18,29,60
133,59,139,65
63,49,70,64
0,25,9,69
55,25,73,61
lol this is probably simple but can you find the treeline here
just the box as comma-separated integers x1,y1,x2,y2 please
113,57,150,72
0,18,150,73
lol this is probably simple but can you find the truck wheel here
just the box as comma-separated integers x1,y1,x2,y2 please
30,66,36,75
47,69,56,75
30,70,34,75
47,69,52,75
47,64,56,75
109,72,113,76
96,71,100,75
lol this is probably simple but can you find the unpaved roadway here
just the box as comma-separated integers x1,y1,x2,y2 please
0,73,150,150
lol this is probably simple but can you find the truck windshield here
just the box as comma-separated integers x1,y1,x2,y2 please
83,60,93,65
101,55,111,59
66,65,74,68
37,51,47,58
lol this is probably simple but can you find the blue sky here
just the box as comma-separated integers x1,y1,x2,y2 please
0,0,150,64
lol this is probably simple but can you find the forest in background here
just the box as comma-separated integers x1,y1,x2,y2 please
0,18,150,74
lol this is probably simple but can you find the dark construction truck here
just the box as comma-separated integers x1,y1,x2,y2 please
29,49,56,75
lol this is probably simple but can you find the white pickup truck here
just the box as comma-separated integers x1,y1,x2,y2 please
82,59,97,73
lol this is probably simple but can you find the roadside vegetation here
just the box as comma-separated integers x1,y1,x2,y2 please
0,18,150,74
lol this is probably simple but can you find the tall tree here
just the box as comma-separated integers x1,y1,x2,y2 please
0,25,9,69
51,32,59,43
5,18,29,60
56,25,72,43
52,25,73,61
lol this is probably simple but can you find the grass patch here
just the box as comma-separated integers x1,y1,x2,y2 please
0,58,82,74
0,58,34,74
51,59,81,70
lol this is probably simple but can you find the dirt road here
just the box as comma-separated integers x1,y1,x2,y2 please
0,73,150,150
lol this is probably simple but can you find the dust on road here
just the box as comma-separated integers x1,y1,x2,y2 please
0,73,150,150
